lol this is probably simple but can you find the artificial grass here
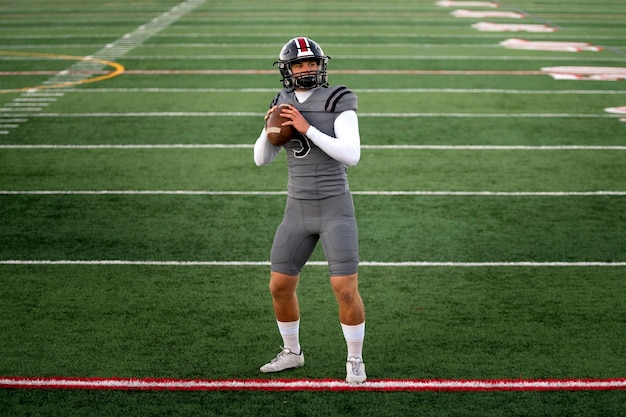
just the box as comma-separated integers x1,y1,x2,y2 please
3,114,625,148
2,143,625,192
1,194,624,262
1,390,626,417
1,265,624,379
1,0,625,415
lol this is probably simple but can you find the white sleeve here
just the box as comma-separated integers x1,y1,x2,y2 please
254,128,281,166
304,110,361,166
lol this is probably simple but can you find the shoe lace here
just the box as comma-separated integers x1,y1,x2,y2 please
271,347,292,364
348,357,363,375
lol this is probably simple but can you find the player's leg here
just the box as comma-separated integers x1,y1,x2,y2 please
261,197,317,373
260,272,305,373
269,271,300,323
320,192,364,325
330,273,367,383
320,192,366,382
270,272,301,354
330,273,364,325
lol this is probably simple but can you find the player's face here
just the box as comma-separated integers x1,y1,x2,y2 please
291,60,319,76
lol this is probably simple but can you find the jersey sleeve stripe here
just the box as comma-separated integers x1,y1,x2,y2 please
325,86,349,112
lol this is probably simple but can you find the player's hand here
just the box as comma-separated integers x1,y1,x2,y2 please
264,106,278,122
279,104,311,134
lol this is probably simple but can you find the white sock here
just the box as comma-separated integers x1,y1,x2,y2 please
277,319,301,355
341,322,365,360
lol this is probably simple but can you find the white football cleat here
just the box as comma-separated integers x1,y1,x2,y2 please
346,356,366,383
260,348,304,373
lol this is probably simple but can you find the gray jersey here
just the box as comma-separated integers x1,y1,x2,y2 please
270,86,358,199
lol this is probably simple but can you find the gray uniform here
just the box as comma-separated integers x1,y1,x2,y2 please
269,86,360,276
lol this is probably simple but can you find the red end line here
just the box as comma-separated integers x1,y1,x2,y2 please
0,70,543,76
1,376,625,392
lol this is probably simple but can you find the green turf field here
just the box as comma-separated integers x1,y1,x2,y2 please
1,0,625,415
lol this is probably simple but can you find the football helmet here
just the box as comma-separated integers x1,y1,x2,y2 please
275,37,330,91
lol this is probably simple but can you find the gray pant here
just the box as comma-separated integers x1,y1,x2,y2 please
271,192,359,276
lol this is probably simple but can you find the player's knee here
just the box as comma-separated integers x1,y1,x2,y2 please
269,272,298,298
330,274,360,305
335,289,358,306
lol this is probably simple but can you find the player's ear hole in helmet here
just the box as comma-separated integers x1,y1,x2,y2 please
274,37,330,91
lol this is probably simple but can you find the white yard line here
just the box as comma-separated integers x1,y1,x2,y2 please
1,260,624,267
1,190,625,196
0,112,620,118
1,144,624,150
12,87,626,94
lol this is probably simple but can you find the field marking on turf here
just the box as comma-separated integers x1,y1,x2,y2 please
0,112,620,119
1,68,553,75
1,376,625,392
362,145,626,150
56,55,624,62
19,87,626,95
1,190,625,197
1,260,624,267
52,69,552,75
122,55,626,63
0,52,124,93
0,68,554,75
3,33,624,41
2,144,624,150
10,55,625,62
0,0,206,137
1,191,625,197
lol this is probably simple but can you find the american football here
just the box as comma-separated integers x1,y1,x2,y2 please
266,106,295,146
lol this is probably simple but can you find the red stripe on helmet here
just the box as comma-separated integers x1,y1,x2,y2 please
296,37,309,53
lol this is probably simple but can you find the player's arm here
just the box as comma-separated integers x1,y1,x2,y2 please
254,128,281,166
254,105,282,166
304,110,361,166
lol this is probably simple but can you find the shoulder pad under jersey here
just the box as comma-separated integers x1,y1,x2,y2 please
324,86,357,113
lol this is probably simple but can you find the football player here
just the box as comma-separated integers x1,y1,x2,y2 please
254,37,366,383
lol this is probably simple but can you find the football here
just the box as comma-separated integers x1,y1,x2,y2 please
266,106,295,146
